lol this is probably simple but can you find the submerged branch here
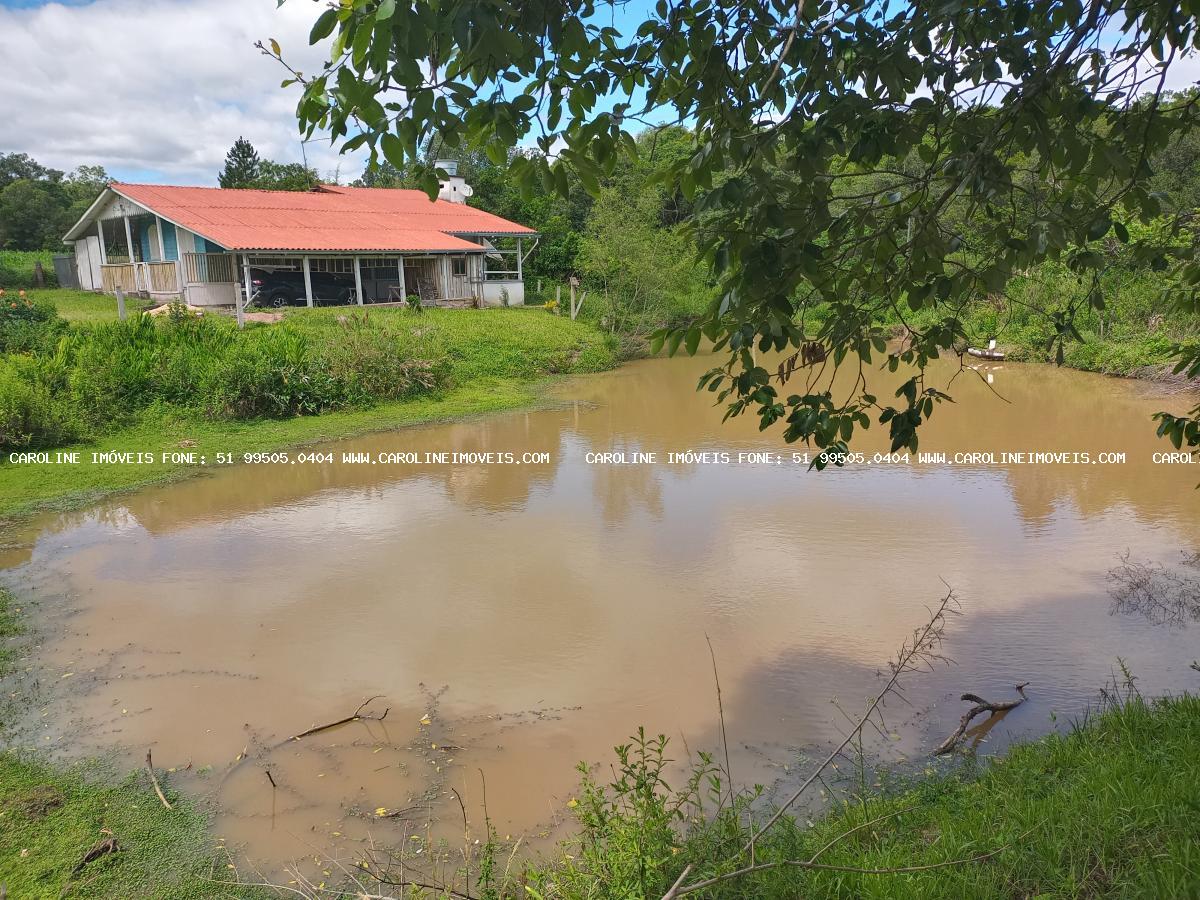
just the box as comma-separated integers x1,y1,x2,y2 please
291,695,391,741
933,683,1029,755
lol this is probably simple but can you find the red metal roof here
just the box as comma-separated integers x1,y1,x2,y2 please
106,183,536,253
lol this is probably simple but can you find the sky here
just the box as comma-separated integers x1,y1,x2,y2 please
0,0,373,185
2,0,1198,188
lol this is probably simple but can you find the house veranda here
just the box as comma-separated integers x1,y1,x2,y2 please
63,181,538,309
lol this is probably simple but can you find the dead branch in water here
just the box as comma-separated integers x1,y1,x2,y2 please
741,589,959,852
291,695,390,740
145,750,173,810
934,683,1029,756
70,836,122,876
667,588,962,899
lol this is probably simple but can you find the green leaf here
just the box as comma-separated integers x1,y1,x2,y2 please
309,8,339,43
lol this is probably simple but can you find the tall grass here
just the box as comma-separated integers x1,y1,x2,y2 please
0,304,618,450
524,693,1200,899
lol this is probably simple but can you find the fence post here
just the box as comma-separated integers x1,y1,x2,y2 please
115,288,127,321
235,287,245,329
33,261,45,288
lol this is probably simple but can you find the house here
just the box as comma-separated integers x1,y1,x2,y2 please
62,166,537,308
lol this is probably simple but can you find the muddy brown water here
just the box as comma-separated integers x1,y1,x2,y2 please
2,353,1199,878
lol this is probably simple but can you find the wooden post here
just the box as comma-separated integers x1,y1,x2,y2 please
302,256,314,307
516,237,523,282
155,216,167,261
235,286,245,329
32,261,45,288
96,220,108,265
122,215,135,262
555,284,561,311
397,255,407,301
353,255,364,305
115,288,126,321
241,254,253,319
123,215,138,292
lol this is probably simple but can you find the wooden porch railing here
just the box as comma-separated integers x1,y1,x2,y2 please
144,261,180,293
101,263,138,294
183,252,236,284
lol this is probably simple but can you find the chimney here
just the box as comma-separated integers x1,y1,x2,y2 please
435,159,473,204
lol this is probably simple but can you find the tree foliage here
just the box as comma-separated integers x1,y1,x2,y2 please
218,137,262,188
280,0,1200,454
0,154,109,250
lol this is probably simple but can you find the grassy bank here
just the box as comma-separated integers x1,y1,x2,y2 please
0,292,619,519
532,693,1200,898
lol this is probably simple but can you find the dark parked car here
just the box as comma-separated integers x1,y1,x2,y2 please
249,266,357,307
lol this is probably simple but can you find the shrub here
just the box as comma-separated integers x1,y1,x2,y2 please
0,356,81,448
203,328,350,418
62,316,163,428
0,290,66,354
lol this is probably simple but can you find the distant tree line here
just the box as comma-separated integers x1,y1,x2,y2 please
0,154,110,251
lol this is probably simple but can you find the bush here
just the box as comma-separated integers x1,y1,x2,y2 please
204,328,348,418
0,356,81,448
0,290,66,354
0,306,616,450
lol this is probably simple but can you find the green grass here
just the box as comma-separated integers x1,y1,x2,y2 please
532,695,1200,898
0,304,618,518
0,378,544,518
0,753,266,899
0,251,58,290
26,288,149,323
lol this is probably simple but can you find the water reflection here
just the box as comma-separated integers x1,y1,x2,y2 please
0,353,1197,872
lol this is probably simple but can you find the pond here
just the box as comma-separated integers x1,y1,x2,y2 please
2,352,1198,874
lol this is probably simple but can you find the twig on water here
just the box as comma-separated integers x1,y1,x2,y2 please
934,683,1029,755
145,750,173,810
743,588,958,852
291,695,391,741
665,588,962,899
705,633,735,812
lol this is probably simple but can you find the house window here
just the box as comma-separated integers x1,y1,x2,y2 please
451,256,467,276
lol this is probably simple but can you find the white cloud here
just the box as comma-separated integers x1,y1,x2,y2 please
0,0,370,185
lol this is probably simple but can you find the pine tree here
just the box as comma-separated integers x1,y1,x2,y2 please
218,137,261,188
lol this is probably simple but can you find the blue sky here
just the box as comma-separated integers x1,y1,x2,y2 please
3,0,1197,186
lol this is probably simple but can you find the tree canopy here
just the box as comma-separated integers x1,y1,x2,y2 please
280,3,1200,453
0,154,109,250
218,137,262,188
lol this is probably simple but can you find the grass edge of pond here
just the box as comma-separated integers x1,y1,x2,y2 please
528,691,1200,899
0,587,270,899
0,376,558,523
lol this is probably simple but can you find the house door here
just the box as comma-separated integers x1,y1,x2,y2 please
78,235,102,291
